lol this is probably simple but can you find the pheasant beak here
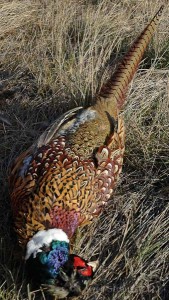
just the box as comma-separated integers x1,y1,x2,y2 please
87,260,99,272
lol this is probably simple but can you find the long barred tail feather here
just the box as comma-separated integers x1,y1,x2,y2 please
98,5,164,110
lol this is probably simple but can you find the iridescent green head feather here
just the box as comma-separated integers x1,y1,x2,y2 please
26,240,69,283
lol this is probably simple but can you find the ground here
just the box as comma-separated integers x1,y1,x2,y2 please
0,1,169,299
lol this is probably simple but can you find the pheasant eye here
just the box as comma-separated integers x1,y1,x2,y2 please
73,256,93,276
78,265,92,277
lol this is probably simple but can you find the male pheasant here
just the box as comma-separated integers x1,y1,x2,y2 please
9,7,163,299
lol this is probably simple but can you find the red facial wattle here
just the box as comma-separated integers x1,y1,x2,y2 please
73,256,86,268
78,265,92,277
73,256,93,277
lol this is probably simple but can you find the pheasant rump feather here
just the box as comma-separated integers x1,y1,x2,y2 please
9,6,164,298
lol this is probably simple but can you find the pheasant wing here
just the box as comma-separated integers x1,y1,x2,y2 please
9,107,83,209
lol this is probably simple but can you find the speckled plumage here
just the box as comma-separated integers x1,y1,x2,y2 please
9,6,163,249
9,7,163,292
10,115,124,246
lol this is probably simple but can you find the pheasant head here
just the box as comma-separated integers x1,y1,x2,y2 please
25,229,97,298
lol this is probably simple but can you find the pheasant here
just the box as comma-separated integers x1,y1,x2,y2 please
9,6,163,299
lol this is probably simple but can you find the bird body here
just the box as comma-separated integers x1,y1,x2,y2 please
10,104,125,247
9,6,163,298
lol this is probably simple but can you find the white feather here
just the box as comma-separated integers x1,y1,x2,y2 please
25,229,69,260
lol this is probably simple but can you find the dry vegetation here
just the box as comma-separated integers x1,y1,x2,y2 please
0,0,169,299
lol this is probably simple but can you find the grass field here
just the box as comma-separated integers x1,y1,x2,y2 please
0,0,169,299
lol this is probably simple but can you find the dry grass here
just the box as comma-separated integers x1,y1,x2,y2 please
0,0,169,299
